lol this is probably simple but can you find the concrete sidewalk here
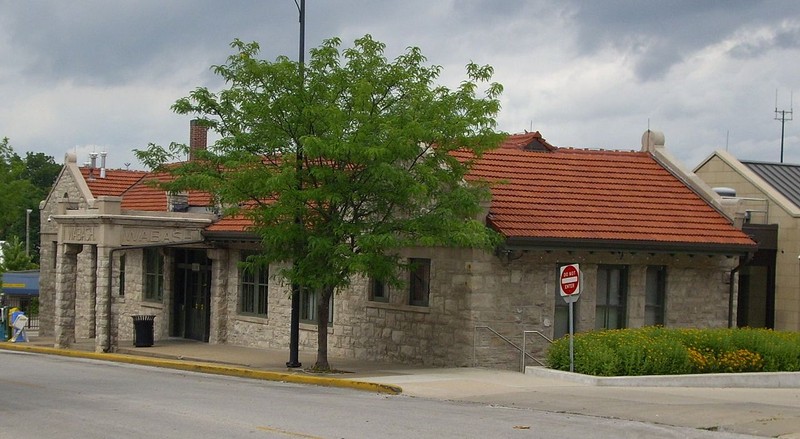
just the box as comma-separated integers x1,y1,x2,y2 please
3,336,800,438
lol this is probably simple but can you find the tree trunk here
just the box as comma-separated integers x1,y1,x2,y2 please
314,285,333,371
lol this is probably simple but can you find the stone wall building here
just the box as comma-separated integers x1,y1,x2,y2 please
38,126,756,370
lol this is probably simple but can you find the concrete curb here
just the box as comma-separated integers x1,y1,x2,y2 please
526,365,800,388
0,342,403,395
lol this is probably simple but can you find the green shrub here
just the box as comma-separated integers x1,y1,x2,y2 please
546,327,800,376
573,340,618,376
727,328,800,372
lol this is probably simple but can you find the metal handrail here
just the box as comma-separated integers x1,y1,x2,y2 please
522,330,552,370
473,326,547,372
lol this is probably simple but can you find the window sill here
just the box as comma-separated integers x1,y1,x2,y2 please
236,314,268,324
366,302,431,314
141,302,164,310
300,322,334,333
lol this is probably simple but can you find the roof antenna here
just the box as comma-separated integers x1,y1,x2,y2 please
725,130,729,151
775,89,793,163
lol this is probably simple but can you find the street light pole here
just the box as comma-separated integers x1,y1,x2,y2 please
286,0,305,369
25,208,32,257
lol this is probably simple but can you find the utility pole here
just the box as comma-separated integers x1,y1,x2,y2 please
775,90,793,163
26,208,32,256
286,0,305,369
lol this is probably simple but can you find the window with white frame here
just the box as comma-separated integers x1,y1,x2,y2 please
300,288,333,324
240,253,269,317
595,265,627,330
143,248,164,302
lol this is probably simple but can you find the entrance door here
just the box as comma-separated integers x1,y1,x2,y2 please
173,249,212,341
738,259,775,329
738,224,778,329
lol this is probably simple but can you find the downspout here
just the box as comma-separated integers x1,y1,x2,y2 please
728,252,754,328
104,240,206,352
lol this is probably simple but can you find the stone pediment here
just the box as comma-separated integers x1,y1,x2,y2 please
53,195,213,247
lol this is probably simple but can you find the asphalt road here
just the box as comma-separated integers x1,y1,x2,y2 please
0,351,758,439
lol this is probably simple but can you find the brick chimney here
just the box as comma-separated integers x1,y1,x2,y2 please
189,119,209,161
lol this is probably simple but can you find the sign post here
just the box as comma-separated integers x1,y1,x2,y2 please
559,264,581,372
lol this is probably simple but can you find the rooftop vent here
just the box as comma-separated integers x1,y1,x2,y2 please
641,130,665,152
88,152,98,181
99,151,107,178
712,187,737,197
168,192,190,212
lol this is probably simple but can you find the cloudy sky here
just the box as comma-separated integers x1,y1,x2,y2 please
1,1,799,170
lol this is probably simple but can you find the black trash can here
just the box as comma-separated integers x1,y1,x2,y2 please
132,315,156,347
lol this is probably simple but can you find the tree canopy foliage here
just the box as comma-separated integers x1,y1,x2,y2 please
136,35,504,369
1,236,37,271
0,137,60,264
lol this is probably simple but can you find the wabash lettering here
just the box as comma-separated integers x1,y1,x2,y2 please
122,228,201,245
64,226,97,243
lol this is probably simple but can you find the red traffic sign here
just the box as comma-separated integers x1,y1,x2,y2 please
559,264,580,297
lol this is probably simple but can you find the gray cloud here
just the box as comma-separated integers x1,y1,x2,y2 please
564,0,800,81
729,20,800,58
2,1,302,85
0,0,799,170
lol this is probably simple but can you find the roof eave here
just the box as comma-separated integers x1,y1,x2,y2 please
503,236,756,256
203,230,260,242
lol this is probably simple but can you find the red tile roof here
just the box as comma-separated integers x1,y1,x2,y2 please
76,134,757,251
80,167,214,212
206,214,254,233
120,180,214,212
462,143,755,250
80,168,147,197
118,176,168,211
499,131,556,152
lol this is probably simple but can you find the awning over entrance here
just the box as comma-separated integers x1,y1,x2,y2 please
2,270,39,296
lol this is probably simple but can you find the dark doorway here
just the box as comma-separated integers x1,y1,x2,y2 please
738,224,778,329
171,249,212,341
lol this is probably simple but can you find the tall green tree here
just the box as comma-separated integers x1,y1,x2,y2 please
137,35,504,370
22,151,62,194
0,138,60,262
1,236,37,271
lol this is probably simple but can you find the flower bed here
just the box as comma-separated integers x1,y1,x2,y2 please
546,327,800,376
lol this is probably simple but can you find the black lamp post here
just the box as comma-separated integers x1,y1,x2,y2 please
286,0,305,369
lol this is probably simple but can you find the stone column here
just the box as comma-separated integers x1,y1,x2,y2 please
94,246,112,353
627,265,647,328
208,248,229,344
576,263,597,333
76,244,97,339
38,240,57,337
161,248,173,340
55,244,81,348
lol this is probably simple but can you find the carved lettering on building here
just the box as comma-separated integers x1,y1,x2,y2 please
122,228,202,245
63,226,97,243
